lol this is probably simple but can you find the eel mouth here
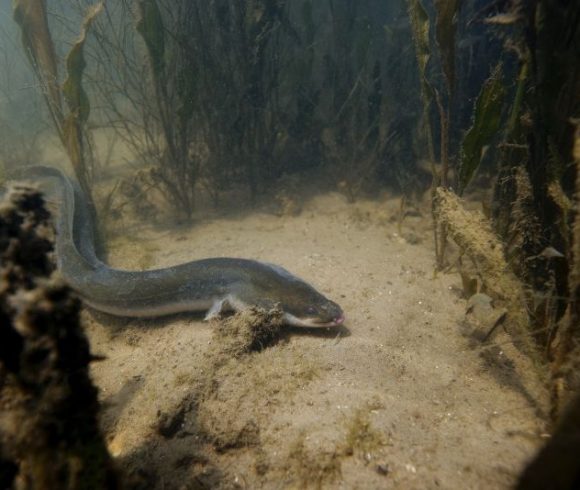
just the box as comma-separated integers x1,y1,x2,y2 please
322,314,345,327
285,313,346,328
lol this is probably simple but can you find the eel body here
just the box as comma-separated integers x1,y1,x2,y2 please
20,167,344,328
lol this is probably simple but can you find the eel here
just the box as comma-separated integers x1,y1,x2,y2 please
14,166,345,328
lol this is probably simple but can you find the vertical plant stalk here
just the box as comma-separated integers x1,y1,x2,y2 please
13,1,102,213
551,123,580,420
137,0,198,218
62,3,104,195
432,0,460,268
434,89,449,189
434,0,459,96
406,0,436,166
12,0,63,134
506,60,529,135
434,89,449,266
406,0,443,264
434,0,459,189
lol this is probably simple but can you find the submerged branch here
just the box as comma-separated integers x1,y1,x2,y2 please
434,187,540,362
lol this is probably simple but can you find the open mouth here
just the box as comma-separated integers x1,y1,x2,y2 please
283,312,346,328
330,314,345,326
312,314,345,328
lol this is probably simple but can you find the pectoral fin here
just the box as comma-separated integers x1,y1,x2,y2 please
204,298,230,321
204,294,251,321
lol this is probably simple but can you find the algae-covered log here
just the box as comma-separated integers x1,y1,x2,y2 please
433,186,539,361
0,184,118,489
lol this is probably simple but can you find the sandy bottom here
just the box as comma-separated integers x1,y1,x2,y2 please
83,190,547,489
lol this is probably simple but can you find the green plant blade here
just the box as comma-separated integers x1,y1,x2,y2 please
434,0,460,94
459,63,506,193
13,0,62,126
62,3,102,125
61,2,102,187
407,0,436,162
407,0,431,82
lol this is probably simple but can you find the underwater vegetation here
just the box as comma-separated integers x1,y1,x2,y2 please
0,0,579,486
406,0,580,413
0,184,118,489
10,0,424,216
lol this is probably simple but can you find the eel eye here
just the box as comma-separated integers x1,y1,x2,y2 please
307,306,316,315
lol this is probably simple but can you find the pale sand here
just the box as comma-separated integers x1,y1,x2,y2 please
83,189,547,489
